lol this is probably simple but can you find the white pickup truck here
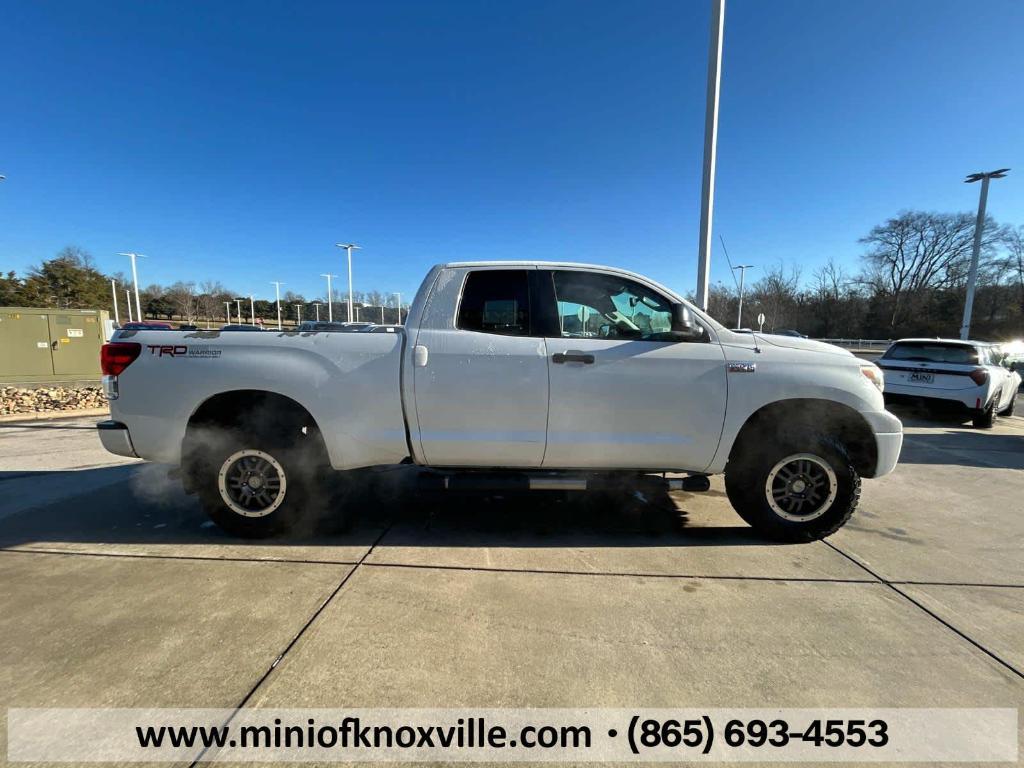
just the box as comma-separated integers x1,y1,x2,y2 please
98,261,902,541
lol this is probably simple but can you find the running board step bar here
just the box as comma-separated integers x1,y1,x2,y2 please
417,472,710,493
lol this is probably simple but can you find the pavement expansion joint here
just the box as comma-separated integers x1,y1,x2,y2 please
824,540,1024,681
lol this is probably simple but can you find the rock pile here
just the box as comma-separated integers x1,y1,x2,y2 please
0,386,107,416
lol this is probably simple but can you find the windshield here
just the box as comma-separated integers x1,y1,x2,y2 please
883,342,979,364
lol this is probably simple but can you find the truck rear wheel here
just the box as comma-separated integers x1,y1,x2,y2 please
195,429,327,538
725,436,860,542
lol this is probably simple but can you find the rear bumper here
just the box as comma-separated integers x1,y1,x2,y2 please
884,391,983,414
97,420,139,458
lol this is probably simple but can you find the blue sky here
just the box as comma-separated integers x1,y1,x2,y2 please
1,0,1021,303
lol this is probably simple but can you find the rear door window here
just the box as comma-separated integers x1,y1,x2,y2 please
457,270,531,336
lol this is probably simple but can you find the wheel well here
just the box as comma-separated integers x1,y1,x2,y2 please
182,391,327,487
728,399,878,478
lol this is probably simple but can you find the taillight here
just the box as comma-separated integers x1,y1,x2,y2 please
968,368,989,386
101,342,141,375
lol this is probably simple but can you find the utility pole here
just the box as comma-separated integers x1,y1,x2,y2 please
271,282,284,330
320,273,337,322
695,0,726,311
732,264,754,328
960,169,1009,340
335,243,361,323
118,252,146,322
111,280,120,324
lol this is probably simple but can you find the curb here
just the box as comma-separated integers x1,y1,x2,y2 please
0,407,111,424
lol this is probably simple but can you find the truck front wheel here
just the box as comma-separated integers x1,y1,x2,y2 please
725,437,860,542
194,429,325,538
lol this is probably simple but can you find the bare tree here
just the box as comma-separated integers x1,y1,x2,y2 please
165,281,200,324
748,262,801,332
198,280,229,326
859,211,1000,332
1001,226,1024,317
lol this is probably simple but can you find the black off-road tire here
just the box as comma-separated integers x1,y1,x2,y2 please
725,435,861,542
972,398,997,429
194,427,336,538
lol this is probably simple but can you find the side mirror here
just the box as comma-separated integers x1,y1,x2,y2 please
670,304,703,341
672,303,695,333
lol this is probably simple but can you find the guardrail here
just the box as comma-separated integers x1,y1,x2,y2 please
815,338,893,350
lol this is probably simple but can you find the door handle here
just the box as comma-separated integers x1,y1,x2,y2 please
552,351,595,365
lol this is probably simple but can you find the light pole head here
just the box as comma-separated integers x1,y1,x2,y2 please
965,169,1010,183
117,252,147,259
335,243,361,251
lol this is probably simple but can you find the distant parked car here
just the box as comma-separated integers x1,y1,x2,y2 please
221,324,263,331
357,324,402,333
993,341,1024,381
297,321,372,332
119,321,173,330
879,338,1020,427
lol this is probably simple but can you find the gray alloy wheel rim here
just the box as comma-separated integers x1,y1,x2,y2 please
217,449,287,518
764,452,838,522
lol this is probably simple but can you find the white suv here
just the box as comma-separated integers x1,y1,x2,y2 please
879,338,1020,428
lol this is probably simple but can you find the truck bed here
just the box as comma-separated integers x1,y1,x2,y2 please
109,328,410,469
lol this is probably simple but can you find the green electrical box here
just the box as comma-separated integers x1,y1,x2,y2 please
0,307,110,383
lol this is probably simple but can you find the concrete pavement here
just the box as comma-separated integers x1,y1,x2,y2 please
0,404,1022,764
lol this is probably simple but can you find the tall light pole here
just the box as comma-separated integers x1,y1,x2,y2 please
732,264,754,329
249,295,255,325
224,301,232,324
270,282,284,330
313,302,322,321
126,290,134,322
234,298,243,323
394,292,402,324
960,169,1009,340
320,273,337,322
294,304,303,325
118,252,146,321
111,280,120,324
695,0,726,311
335,243,361,323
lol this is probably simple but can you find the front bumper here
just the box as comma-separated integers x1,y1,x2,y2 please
97,420,139,458
860,410,903,478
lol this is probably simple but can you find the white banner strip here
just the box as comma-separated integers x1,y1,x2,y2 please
6,708,1018,763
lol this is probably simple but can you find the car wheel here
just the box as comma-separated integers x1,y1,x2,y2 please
972,397,997,428
725,436,860,542
998,392,1016,417
195,429,330,538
